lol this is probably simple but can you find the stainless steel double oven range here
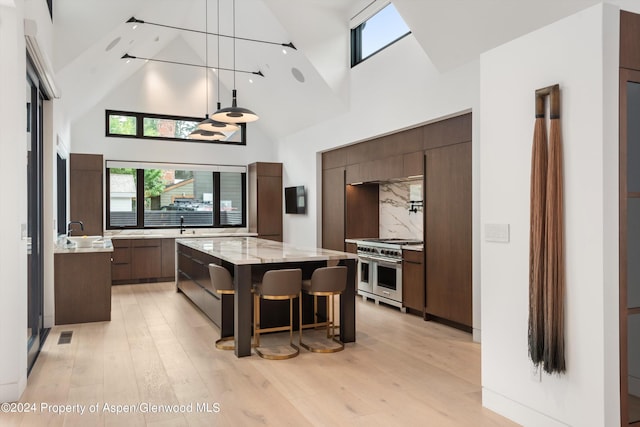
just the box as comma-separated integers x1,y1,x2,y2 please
356,238,422,312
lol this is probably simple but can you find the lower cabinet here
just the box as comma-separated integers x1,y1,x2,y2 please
131,240,162,280
402,249,425,313
54,251,112,324
111,238,175,284
176,245,232,331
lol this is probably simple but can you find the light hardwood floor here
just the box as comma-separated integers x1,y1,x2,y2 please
1,282,518,426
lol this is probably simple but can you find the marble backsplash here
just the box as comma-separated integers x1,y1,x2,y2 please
379,179,423,239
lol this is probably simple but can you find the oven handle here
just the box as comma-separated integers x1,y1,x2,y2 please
367,257,402,267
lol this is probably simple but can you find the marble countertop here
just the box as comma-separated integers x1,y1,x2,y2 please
54,246,114,254
177,237,358,265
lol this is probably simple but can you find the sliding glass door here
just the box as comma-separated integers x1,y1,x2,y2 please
26,59,45,373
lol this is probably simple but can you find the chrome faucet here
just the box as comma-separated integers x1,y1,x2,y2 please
67,221,84,237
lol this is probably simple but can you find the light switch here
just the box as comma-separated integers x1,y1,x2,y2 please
485,223,510,243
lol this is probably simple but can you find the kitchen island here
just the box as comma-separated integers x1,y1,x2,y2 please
176,237,358,357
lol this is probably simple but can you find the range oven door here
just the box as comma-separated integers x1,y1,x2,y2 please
373,258,402,303
357,255,374,295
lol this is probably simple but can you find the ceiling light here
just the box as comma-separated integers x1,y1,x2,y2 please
212,0,259,124
188,129,225,140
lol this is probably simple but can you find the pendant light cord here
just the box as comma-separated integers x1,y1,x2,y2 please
205,0,209,116
233,0,236,90
217,0,220,107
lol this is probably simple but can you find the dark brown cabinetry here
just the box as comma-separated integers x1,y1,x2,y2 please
425,142,472,328
402,249,425,312
249,162,283,242
322,167,346,251
131,239,162,280
322,169,378,252
70,153,103,236
322,113,472,329
54,251,112,324
177,244,229,329
346,184,379,241
111,238,175,284
161,238,176,278
111,239,132,282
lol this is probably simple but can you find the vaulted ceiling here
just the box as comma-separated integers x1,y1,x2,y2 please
53,0,602,141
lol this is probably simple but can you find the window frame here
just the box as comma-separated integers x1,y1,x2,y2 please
350,3,411,67
105,162,247,230
105,110,247,145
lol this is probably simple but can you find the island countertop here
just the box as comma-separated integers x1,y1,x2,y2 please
176,236,358,265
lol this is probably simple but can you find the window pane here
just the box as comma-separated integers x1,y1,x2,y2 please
145,168,214,227
360,4,410,60
143,117,199,139
109,169,138,226
219,172,244,226
108,114,137,136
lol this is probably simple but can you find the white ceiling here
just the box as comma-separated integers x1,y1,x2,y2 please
53,0,603,140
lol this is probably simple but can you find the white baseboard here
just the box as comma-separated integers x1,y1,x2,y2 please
0,375,27,403
483,388,569,427
473,328,481,343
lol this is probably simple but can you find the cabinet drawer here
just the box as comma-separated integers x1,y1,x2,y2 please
132,239,162,248
403,249,423,263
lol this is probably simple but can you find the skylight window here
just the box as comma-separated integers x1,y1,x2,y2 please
351,3,411,67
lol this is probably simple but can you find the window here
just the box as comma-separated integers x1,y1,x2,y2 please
106,110,246,145
351,3,411,67
106,161,246,229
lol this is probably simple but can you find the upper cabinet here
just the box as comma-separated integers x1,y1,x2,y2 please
336,115,470,185
70,153,103,236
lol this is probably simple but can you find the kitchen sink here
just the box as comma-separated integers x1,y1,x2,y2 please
67,235,102,248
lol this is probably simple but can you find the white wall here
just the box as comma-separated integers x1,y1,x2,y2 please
71,37,277,168
0,1,28,403
480,4,620,426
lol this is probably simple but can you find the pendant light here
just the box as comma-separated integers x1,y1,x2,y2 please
211,0,259,124
198,0,239,133
190,0,225,141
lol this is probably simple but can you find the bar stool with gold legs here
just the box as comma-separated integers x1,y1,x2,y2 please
253,269,302,360
208,264,235,350
299,266,347,353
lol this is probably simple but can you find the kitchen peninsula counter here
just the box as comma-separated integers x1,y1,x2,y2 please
176,237,358,357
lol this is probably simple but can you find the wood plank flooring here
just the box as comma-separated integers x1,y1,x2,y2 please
0,282,518,426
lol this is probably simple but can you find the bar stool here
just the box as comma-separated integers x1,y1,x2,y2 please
299,266,347,353
253,269,302,360
208,264,235,350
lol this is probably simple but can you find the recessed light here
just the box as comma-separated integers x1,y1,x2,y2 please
282,49,287,55
249,78,254,84
105,37,121,52
132,24,138,30
291,67,305,83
